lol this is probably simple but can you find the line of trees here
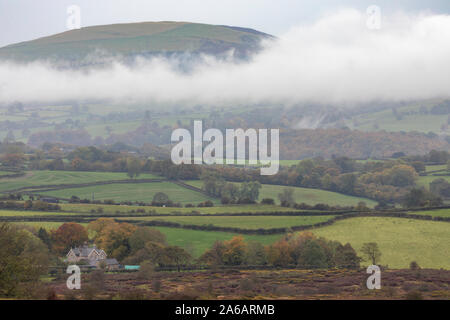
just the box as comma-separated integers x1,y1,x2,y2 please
201,172,261,204
199,232,362,269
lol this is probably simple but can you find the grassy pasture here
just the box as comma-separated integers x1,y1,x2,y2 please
10,221,284,257
416,175,450,189
59,203,304,214
0,170,161,193
11,222,87,230
425,165,447,172
346,101,446,133
39,182,218,204
312,217,450,269
184,180,376,207
117,215,336,229
0,210,79,217
353,113,445,133
84,120,145,137
408,208,450,218
6,211,449,267
153,227,282,257
256,184,377,207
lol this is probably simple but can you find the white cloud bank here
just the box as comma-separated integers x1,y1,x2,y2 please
0,9,449,107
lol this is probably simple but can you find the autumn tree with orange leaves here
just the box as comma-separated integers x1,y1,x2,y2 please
50,222,88,255
222,236,247,266
88,218,137,261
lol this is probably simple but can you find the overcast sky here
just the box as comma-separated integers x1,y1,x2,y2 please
0,0,449,47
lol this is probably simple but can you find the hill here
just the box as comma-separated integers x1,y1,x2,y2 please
0,21,273,65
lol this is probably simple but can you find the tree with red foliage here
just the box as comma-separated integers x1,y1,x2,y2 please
50,223,88,255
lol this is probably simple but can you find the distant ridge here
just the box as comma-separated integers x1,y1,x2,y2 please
0,21,274,65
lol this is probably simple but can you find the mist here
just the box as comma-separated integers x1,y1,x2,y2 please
1,9,449,107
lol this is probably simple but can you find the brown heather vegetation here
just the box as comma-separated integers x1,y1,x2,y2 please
45,268,450,300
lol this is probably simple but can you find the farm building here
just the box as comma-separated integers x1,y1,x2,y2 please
66,244,119,270
40,197,59,203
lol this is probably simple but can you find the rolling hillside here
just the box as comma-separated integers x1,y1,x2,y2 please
0,21,273,64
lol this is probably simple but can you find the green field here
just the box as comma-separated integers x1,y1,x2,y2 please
0,170,161,193
7,212,449,266
39,181,218,204
425,165,447,172
312,217,450,269
352,113,445,133
84,120,146,137
408,208,450,218
0,210,78,217
257,184,377,207
185,180,376,207
417,175,450,189
346,100,446,134
59,202,302,214
154,227,282,257
0,171,13,176
118,215,335,229
11,222,87,230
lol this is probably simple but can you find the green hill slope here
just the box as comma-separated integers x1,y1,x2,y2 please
0,21,273,63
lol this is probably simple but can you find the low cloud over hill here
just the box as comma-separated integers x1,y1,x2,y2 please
0,9,449,106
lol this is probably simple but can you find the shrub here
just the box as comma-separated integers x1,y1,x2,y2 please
152,279,162,293
152,192,170,206
82,285,98,300
313,203,331,211
137,261,155,280
293,202,313,210
89,270,106,290
260,198,275,205
115,290,148,300
274,285,297,296
46,288,58,300
165,287,201,300
409,261,420,271
405,291,423,300
198,200,214,207
240,277,257,292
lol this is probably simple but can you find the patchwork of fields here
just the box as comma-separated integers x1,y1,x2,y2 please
0,170,161,193
1,170,449,269
9,215,450,266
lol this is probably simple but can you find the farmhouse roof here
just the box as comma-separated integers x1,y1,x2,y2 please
105,259,119,265
69,245,105,258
